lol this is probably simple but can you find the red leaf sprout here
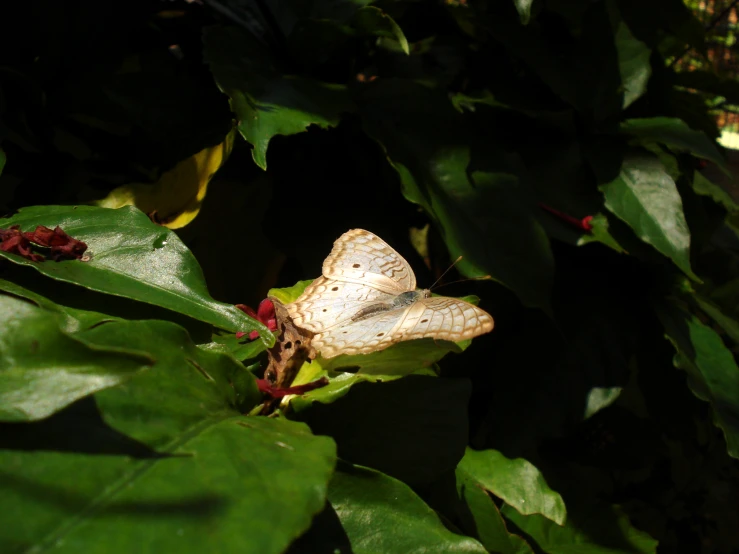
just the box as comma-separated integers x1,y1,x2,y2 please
236,298,278,340
538,203,594,232
0,225,87,262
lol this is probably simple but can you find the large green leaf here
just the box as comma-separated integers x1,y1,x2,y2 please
458,448,567,525
0,341,336,553
0,284,263,421
658,301,739,458
0,205,269,340
0,294,151,421
292,462,487,553
360,81,554,311
502,503,658,554
455,463,535,554
620,117,726,170
599,155,696,279
204,25,354,170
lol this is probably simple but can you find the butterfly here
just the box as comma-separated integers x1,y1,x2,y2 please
286,229,494,358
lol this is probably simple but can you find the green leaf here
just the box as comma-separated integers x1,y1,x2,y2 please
614,19,651,108
321,338,463,375
599,155,696,279
584,386,623,419
360,81,554,311
456,463,535,554
204,25,354,170
289,371,401,412
312,462,487,553
1,416,335,554
502,503,658,554
671,70,739,105
208,331,269,362
692,170,738,212
694,295,739,346
352,7,409,54
0,147,5,176
0,294,152,421
269,279,314,305
513,0,535,25
578,213,627,253
458,448,566,525
291,374,470,486
0,277,121,333
0,342,336,552
0,282,264,421
658,301,739,458
0,205,270,340
620,117,727,171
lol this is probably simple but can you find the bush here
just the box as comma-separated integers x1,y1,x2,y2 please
1,1,738,552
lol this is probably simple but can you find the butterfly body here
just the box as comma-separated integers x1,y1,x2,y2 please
286,229,493,358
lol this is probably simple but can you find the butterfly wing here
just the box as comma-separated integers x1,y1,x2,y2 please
286,276,396,334
312,296,494,358
394,296,494,342
322,229,415,294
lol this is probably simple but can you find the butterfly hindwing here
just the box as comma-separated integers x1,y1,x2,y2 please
398,296,494,342
311,296,494,358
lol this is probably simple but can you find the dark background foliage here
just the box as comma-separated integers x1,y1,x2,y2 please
1,0,739,552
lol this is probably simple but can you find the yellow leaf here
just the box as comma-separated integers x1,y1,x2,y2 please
94,130,235,229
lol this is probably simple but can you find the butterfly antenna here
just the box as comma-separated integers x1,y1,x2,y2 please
429,256,464,290
432,275,493,292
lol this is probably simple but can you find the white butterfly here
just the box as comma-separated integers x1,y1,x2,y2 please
286,229,494,358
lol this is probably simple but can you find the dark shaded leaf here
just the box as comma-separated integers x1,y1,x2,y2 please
599,155,696,279
290,374,470,486
352,6,409,54
620,117,727,170
692,170,738,212
671,70,739,104
204,25,354,170
360,81,553,311
658,301,739,458
614,18,651,108
502,503,658,553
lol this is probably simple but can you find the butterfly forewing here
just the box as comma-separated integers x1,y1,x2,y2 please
322,229,416,294
286,277,396,333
